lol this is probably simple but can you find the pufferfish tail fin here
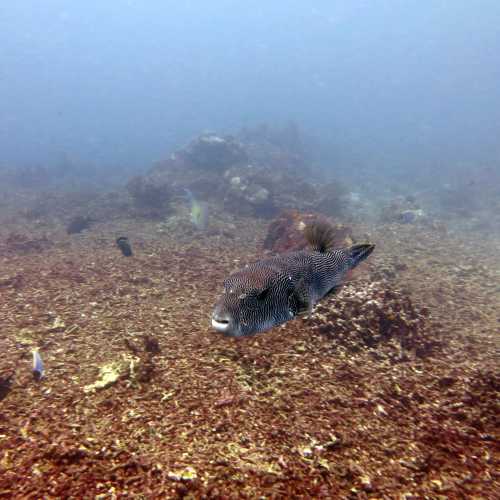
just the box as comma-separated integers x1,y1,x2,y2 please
347,243,375,268
303,220,341,253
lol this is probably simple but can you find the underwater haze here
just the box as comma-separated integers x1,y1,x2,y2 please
1,0,500,173
0,2,499,498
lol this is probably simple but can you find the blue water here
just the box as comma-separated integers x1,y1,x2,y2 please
1,1,499,180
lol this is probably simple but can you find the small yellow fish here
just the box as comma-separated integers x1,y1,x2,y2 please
184,189,208,230
191,200,208,230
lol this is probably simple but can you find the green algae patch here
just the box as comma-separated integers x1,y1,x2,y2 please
83,360,128,393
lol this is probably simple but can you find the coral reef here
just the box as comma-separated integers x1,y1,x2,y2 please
0,211,498,498
311,280,440,359
130,128,347,219
222,165,277,217
0,125,498,497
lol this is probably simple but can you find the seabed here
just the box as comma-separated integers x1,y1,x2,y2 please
0,204,498,498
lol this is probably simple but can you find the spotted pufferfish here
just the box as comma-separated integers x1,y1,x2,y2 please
211,220,375,337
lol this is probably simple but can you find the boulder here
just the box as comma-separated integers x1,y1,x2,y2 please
183,133,248,171
262,210,352,253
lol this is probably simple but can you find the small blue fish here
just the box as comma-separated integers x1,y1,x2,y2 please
32,349,44,380
398,209,424,224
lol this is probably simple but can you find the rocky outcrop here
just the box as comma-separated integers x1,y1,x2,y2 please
262,210,352,253
129,127,348,219
183,134,248,171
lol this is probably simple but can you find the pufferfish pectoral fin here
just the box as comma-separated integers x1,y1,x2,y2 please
288,277,313,318
324,284,341,298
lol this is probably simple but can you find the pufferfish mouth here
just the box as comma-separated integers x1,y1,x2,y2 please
211,316,231,333
211,314,246,337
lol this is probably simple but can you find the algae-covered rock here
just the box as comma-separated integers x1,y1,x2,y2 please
263,210,352,253
47,316,66,333
83,360,128,393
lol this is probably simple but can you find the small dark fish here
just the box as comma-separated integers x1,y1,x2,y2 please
116,236,133,256
143,334,161,354
32,349,44,380
212,221,375,337
0,372,14,401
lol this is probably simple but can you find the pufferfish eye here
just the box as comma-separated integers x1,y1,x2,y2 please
256,288,270,301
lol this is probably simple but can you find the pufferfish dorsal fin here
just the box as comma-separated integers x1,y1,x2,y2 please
303,220,339,253
288,277,312,317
